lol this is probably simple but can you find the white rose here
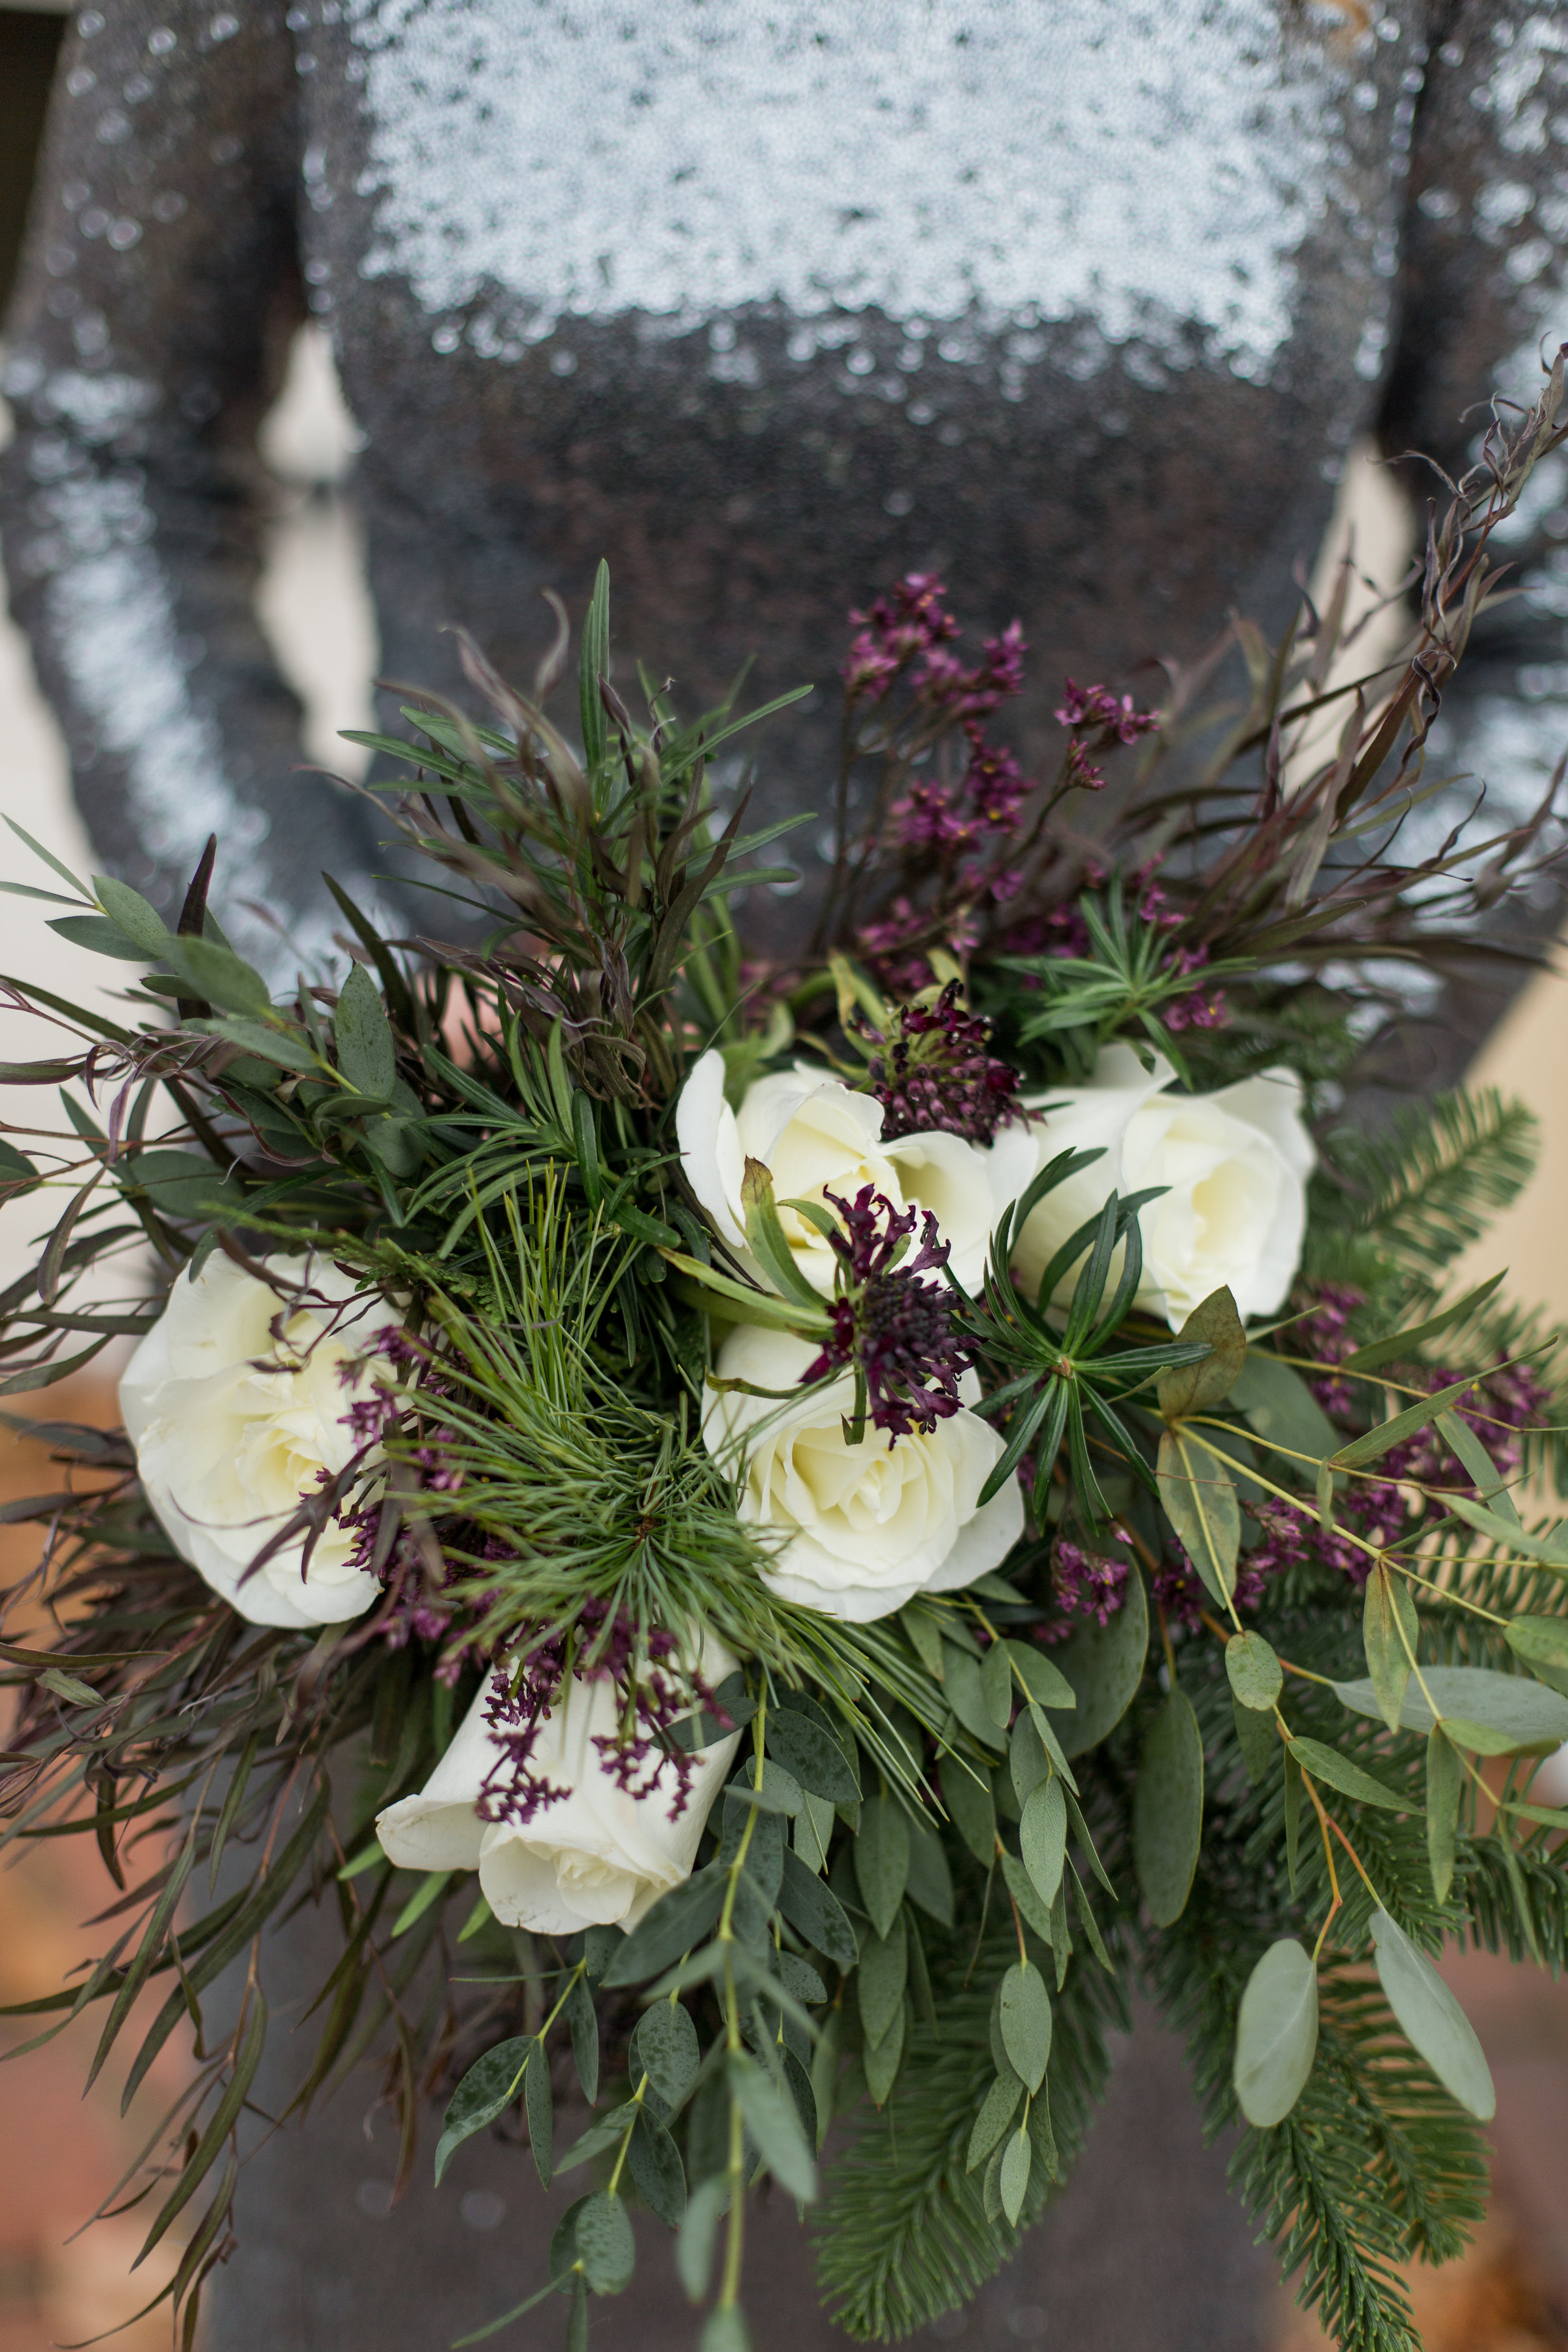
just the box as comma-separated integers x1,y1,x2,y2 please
702,1324,1024,1622
1012,1045,1315,1328
375,1659,740,1934
120,1252,398,1629
676,1048,1035,1296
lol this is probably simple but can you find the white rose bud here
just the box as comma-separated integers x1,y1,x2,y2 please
120,1253,398,1629
1013,1044,1315,1328
676,1048,1034,1295
702,1325,1023,1622
376,1659,740,1935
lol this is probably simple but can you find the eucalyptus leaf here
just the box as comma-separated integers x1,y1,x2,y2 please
1426,1727,1460,1906
778,1848,858,1970
1362,1563,1419,1735
998,1959,1052,2093
863,1995,907,2108
1231,1351,1339,1466
1001,1851,1055,1944
1156,1286,1246,1416
857,1916,908,2049
1020,1778,1068,1912
904,1814,954,1927
980,1639,1014,1729
853,1796,910,1942
1000,2125,1032,2226
966,2070,1024,2172
766,1709,859,1803
633,2003,700,2109
941,1761,997,1867
1225,1629,1282,1714
1435,1408,1520,1527
1043,1566,1149,1759
575,2189,636,2295
434,2036,532,2184
1370,1907,1495,2121
942,1643,1009,1752
1133,1688,1204,1927
1505,1615,1568,1674
1233,1938,1318,2127
1004,1641,1075,1710
1156,1429,1239,1605
727,2050,817,2198
1286,1737,1411,1813
1332,1665,1568,1752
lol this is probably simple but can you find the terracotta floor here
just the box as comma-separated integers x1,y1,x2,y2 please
0,1380,195,2352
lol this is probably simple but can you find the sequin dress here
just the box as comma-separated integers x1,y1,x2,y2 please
3,1,1566,988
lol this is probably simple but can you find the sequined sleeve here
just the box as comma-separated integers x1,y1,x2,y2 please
0,0,378,972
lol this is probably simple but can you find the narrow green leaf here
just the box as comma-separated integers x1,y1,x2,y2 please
527,2041,554,2186
1133,1688,1204,1927
941,1643,1009,1752
853,1796,910,1941
94,875,172,957
629,2108,687,2229
980,1639,1013,1729
857,1916,908,2048
1156,1430,1239,1605
678,2176,727,2304
902,1814,954,1927
727,2050,817,2199
1435,1408,1520,1528
1426,1727,1460,1906
1286,1736,1411,1813
966,2070,1023,2172
579,557,611,772
778,1848,858,1970
1004,1641,1075,1710
1362,1563,1419,1735
1444,1494,1568,1566
602,1867,725,1985
1000,1852,1054,1944
1330,1371,1486,1471
434,2036,532,2184
740,1157,828,1311
163,936,272,1019
567,1972,599,2106
1341,1273,1505,1373
1233,1938,1318,2127
1000,2125,1032,2226
1370,1907,1495,2121
942,1761,996,1869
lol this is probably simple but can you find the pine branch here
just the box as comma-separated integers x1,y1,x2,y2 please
812,1898,1128,2340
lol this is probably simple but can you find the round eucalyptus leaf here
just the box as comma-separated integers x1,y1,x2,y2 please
1226,1629,1282,1714
1233,1938,1318,2127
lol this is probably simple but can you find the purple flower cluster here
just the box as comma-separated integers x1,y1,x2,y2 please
1162,944,1230,1036
857,981,1021,1145
856,897,981,998
800,1184,977,1440
476,1603,723,1830
1051,1539,1130,1630
843,575,1022,719
1152,1545,1272,1633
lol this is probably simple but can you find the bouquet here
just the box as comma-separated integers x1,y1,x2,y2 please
4,364,1568,2352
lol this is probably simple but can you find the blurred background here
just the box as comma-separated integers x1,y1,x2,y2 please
3,4,1568,2347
